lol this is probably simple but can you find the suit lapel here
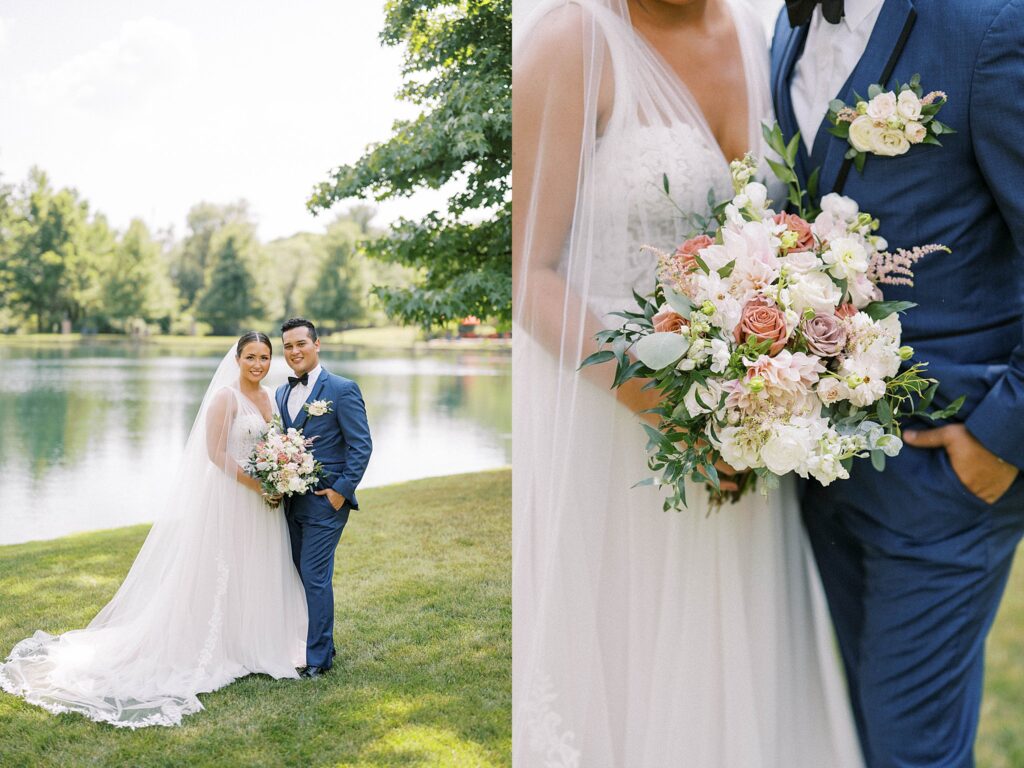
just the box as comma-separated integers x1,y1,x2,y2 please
291,368,330,432
774,22,811,184
277,386,291,429
818,0,917,193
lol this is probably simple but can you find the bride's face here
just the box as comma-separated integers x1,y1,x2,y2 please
236,341,272,385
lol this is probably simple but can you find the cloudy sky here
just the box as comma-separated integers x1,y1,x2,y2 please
0,1,449,241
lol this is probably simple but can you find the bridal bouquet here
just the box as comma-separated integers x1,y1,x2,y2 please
244,419,323,498
583,124,962,509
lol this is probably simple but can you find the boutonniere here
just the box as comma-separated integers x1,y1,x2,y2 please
304,400,333,418
827,74,953,172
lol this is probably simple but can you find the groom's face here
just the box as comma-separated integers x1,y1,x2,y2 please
282,327,320,375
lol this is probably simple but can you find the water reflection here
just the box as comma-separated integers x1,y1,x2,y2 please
0,342,510,545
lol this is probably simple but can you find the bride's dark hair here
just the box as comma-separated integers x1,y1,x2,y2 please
235,331,272,357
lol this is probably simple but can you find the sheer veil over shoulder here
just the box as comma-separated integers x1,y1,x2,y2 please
0,348,306,728
512,0,864,765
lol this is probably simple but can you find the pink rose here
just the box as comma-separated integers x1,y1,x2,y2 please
734,297,789,356
801,313,847,357
652,308,688,334
675,234,714,272
835,303,858,319
773,212,815,254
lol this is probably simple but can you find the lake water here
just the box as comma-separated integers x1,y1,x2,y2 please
0,342,510,545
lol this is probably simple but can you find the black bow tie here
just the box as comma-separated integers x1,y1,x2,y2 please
288,372,310,389
786,0,844,27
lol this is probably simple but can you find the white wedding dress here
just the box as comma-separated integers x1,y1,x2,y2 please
513,1,865,765
0,354,307,729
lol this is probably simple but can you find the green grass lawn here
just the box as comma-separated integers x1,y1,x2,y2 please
978,546,1024,768
0,470,510,768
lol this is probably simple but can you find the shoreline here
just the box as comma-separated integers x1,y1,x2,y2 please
0,327,511,354
0,468,511,550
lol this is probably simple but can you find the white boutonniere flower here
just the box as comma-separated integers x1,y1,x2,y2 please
304,400,333,418
827,74,952,172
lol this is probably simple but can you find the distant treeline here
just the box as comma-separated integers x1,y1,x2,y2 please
0,168,412,336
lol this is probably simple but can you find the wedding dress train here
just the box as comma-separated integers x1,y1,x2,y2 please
0,353,306,728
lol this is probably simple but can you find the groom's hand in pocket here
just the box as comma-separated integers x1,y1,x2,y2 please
315,488,346,511
904,424,1019,504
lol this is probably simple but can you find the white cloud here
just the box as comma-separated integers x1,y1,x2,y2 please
0,2,458,241
20,18,197,114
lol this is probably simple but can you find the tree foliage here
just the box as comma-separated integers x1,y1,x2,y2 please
102,219,174,328
307,0,511,328
195,226,262,336
304,222,366,332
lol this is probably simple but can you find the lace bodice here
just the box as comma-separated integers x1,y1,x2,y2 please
227,387,278,463
580,121,785,322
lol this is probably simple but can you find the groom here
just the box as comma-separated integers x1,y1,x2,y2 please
772,1,1024,765
277,317,372,679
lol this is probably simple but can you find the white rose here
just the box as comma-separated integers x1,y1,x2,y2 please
866,91,898,121
816,377,846,405
761,425,814,476
870,127,911,157
848,115,878,153
904,121,927,144
788,271,842,316
897,90,923,121
822,237,869,280
781,251,820,273
819,193,859,222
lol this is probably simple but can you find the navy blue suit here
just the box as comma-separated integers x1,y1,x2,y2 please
772,2,1024,765
277,367,372,669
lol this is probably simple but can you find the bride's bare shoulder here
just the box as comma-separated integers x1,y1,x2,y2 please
515,1,618,116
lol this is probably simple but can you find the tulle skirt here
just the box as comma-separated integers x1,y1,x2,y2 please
513,333,864,767
0,473,307,729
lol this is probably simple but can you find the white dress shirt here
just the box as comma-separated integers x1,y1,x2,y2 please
288,363,322,421
791,0,885,150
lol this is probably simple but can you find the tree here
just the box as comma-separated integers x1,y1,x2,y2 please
195,226,262,335
102,219,173,330
303,221,366,332
4,169,92,332
307,0,511,328
170,201,253,310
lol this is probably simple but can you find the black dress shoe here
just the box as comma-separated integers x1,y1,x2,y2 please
300,665,330,679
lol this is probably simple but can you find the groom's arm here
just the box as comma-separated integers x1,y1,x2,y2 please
331,379,372,503
961,0,1024,470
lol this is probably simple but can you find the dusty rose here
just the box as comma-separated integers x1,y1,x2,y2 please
653,307,688,333
734,297,789,356
675,234,714,271
801,313,848,357
773,212,815,254
835,303,858,319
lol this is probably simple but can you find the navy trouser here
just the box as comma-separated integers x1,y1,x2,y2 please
803,444,1024,768
286,493,349,669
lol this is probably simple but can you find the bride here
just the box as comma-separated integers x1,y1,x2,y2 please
0,332,307,728
513,0,864,765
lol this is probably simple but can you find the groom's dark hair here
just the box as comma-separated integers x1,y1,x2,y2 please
281,317,318,342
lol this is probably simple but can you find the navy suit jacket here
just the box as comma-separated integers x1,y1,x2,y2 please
276,367,372,510
771,0,1024,469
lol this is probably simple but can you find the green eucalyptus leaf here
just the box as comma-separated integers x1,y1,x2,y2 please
635,332,690,371
579,349,615,370
862,300,917,320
